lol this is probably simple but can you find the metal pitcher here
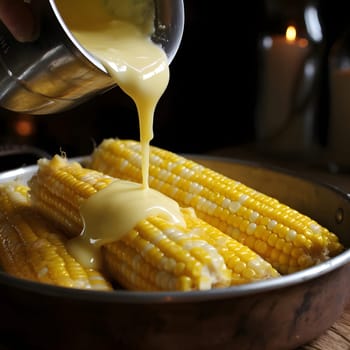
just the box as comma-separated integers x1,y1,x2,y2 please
0,0,184,115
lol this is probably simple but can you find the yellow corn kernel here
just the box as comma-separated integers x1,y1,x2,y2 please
0,181,112,291
28,155,280,291
87,138,344,274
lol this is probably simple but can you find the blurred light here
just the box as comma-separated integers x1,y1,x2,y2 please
14,118,35,137
304,5,323,43
262,36,273,49
304,60,316,78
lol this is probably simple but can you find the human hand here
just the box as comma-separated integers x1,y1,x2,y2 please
0,0,38,42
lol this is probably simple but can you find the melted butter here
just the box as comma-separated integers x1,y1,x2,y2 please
55,0,183,268
67,180,185,269
55,0,169,188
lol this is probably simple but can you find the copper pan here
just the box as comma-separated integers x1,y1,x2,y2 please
0,155,350,350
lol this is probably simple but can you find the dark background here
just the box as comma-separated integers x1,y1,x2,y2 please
0,1,348,160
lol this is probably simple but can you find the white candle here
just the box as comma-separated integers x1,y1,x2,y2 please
256,31,312,148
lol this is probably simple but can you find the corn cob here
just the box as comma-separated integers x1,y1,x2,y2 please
28,155,280,291
0,181,112,291
87,138,344,274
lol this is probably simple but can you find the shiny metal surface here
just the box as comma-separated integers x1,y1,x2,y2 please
0,0,184,115
0,156,350,349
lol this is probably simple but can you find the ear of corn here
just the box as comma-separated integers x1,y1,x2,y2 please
0,181,112,291
28,155,280,291
87,138,344,274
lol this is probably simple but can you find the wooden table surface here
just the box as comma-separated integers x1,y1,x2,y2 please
208,146,350,350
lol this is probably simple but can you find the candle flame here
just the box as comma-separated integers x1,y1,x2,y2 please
285,26,296,42
285,25,308,47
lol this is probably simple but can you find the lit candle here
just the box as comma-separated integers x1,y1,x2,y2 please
256,26,311,147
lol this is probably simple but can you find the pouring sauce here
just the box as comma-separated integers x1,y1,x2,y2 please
54,0,184,268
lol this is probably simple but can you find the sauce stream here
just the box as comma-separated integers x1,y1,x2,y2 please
55,0,182,268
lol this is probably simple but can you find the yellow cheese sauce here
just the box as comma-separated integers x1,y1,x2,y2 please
54,0,182,268
67,180,185,269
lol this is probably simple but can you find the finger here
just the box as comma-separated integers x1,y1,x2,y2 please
0,0,37,42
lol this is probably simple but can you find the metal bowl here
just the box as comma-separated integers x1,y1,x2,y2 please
0,155,349,350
